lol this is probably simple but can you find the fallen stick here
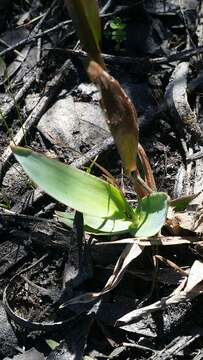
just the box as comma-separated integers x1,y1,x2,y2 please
165,61,203,144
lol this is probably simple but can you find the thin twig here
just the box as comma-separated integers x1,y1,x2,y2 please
2,11,203,66
0,6,117,58
52,46,203,67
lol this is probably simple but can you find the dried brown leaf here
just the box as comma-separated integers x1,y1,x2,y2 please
95,235,203,246
60,243,143,307
117,260,203,325
184,260,203,294
87,61,139,175
137,143,156,191
155,255,188,276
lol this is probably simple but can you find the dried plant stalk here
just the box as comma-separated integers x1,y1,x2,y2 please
88,61,139,174
138,143,156,191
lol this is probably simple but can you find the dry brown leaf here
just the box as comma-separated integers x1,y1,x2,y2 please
193,210,203,233
166,206,203,235
117,260,203,325
155,255,188,277
138,143,156,191
87,61,139,175
87,61,154,198
60,243,143,307
94,235,203,246
184,260,203,294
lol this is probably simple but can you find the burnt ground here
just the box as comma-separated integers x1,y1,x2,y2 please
0,0,203,359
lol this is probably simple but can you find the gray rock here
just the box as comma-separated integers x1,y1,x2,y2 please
144,0,199,15
0,303,18,358
77,83,101,101
2,163,30,203
38,95,78,149
74,101,109,144
4,348,45,360
25,94,40,113
37,93,109,159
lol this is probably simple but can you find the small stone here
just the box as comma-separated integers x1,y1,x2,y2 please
25,94,40,113
2,163,30,203
38,95,77,149
37,93,109,159
4,348,45,359
77,83,101,101
0,303,18,358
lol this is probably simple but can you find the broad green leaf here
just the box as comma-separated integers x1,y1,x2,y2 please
130,192,168,237
56,211,75,229
56,211,132,235
64,0,105,68
57,192,168,237
84,214,132,234
12,146,133,220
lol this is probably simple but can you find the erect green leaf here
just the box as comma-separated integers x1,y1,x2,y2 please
12,146,133,220
64,0,105,68
56,211,132,235
130,192,168,237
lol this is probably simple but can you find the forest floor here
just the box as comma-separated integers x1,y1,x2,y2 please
0,0,203,359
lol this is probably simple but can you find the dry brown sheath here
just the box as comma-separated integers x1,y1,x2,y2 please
87,61,139,174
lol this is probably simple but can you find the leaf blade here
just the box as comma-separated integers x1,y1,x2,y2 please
12,146,132,219
64,0,104,67
56,211,132,235
56,192,168,237
130,192,168,237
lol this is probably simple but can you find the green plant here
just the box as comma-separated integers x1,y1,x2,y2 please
105,17,127,51
12,146,168,236
11,0,184,239
11,0,199,309
11,0,168,237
